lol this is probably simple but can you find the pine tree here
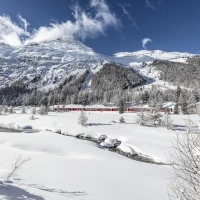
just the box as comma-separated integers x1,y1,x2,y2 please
146,111,163,127
155,92,164,112
135,111,147,126
62,104,65,112
21,105,26,114
174,103,179,114
188,93,196,114
4,106,8,114
176,86,181,102
161,112,173,129
179,93,188,114
43,105,48,114
141,91,149,104
118,100,124,114
31,107,36,115
38,105,48,115
56,104,60,112
78,110,88,127
0,106,2,115
8,106,13,114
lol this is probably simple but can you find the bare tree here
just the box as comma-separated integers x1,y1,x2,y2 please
168,119,200,200
5,155,31,182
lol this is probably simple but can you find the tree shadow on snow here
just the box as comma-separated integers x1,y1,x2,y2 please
0,184,45,200
0,184,87,199
28,184,87,198
171,124,187,131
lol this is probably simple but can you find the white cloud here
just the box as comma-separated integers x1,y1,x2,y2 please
18,14,29,32
0,0,120,46
145,0,155,10
142,38,152,49
118,3,138,30
0,15,29,46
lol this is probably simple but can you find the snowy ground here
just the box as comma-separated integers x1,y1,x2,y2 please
0,110,198,200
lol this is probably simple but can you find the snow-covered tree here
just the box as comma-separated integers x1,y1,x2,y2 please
146,111,163,127
21,105,26,114
169,120,200,200
62,104,65,112
119,116,125,124
8,106,13,114
155,92,164,112
3,106,8,114
29,115,35,120
0,106,2,115
118,99,124,114
135,111,147,126
179,92,188,114
188,93,197,114
78,110,88,127
38,105,48,115
161,112,173,129
174,103,179,114
56,104,60,112
31,107,36,115
46,104,50,112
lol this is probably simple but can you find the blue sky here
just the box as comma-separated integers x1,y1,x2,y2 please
0,0,200,55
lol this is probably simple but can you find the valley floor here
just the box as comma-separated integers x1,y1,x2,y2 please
0,110,198,200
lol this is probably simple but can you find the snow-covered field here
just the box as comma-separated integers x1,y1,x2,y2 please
0,110,198,200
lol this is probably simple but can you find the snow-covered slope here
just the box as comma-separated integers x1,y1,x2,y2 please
113,50,194,69
0,37,110,89
0,38,196,89
114,50,192,62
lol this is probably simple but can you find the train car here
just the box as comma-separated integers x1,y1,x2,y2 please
54,105,173,113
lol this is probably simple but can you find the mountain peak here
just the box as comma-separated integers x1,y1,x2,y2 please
23,37,95,55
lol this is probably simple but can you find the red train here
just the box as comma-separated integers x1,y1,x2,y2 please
54,106,172,113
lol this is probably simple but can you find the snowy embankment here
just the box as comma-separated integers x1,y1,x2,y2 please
0,110,198,200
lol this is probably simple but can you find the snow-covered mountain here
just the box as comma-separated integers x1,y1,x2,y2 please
0,37,109,89
113,50,194,67
0,38,196,89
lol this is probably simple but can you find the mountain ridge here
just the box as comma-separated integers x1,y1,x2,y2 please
0,38,197,90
